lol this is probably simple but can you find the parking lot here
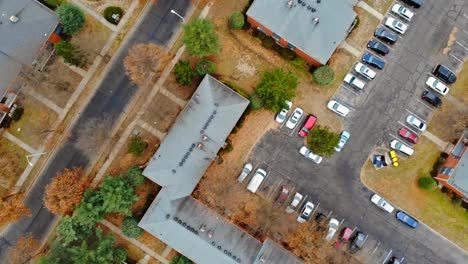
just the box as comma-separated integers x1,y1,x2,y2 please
239,0,468,263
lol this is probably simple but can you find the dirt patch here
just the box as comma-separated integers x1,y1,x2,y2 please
363,0,394,14
80,0,132,13
347,7,381,50
8,94,58,149
140,93,181,132
137,231,167,254
0,137,29,196
361,139,468,250
443,27,458,55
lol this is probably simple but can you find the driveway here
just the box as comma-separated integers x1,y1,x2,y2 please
0,0,191,258
248,0,468,263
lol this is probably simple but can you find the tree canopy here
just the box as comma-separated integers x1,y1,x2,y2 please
55,40,84,67
306,126,340,156
255,69,298,112
121,217,144,238
174,60,194,86
0,192,31,225
56,4,85,35
99,176,138,215
229,12,245,29
183,19,220,57
313,65,335,86
8,233,40,264
170,255,193,264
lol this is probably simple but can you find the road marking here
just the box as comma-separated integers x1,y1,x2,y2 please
415,98,434,110
352,226,357,232
372,242,381,255
340,84,360,95
327,211,333,218
405,108,426,122
389,133,400,142
463,30,468,36
382,250,393,264
449,53,464,63
312,203,320,215
397,121,420,135
339,218,345,226
400,257,405,263
455,41,468,51
464,13,468,20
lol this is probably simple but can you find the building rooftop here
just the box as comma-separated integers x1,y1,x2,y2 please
247,0,356,64
0,0,59,95
448,132,468,197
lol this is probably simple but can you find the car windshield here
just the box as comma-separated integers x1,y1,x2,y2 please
394,21,403,28
396,142,402,149
333,103,339,110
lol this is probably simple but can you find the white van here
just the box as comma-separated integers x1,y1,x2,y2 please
247,168,267,193
344,73,366,90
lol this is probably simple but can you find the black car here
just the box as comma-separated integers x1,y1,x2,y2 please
388,256,401,264
367,40,389,56
422,90,442,108
362,52,385,69
350,232,366,254
401,0,423,8
374,27,397,44
433,64,457,84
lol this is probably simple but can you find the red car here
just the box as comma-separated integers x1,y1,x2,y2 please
273,185,291,208
398,128,419,144
334,227,353,249
299,115,317,137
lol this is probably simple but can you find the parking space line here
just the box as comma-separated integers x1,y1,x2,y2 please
327,211,333,218
455,41,468,51
269,178,284,199
382,250,393,264
449,53,464,63
415,98,434,110
372,242,381,255
312,203,320,215
389,133,399,141
405,108,426,122
340,84,360,95
463,30,468,36
464,14,468,20
400,257,405,263
397,121,420,135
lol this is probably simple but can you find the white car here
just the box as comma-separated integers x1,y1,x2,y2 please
275,100,292,123
237,163,253,183
327,100,350,117
285,192,303,214
406,115,427,131
371,194,395,213
385,17,408,34
391,4,414,21
325,218,340,241
285,107,303,129
335,131,350,152
246,168,267,193
297,201,314,223
354,62,376,80
343,73,366,90
390,139,414,156
299,146,323,164
425,76,449,95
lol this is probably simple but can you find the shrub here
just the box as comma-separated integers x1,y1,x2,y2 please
452,196,462,206
249,93,264,110
170,255,192,264
127,135,148,156
195,60,215,76
11,107,24,121
125,167,145,187
279,48,297,60
122,217,144,238
56,4,85,35
306,126,340,157
256,69,298,112
103,6,123,25
174,60,194,86
229,12,245,29
440,152,449,158
183,19,220,57
55,40,85,67
262,37,275,49
418,177,437,191
313,65,335,86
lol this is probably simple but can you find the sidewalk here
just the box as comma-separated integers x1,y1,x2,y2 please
357,1,385,20
422,130,452,151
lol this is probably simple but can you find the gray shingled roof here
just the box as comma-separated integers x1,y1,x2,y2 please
247,0,356,64
0,0,59,95
140,75,303,264
448,131,468,198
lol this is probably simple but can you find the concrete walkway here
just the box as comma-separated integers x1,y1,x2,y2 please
161,245,173,258
25,88,63,115
160,87,187,107
58,58,87,77
69,0,117,32
422,130,450,150
2,131,37,154
138,120,167,140
340,41,361,57
357,1,385,20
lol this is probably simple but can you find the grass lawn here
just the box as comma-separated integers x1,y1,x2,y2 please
361,139,468,250
364,0,395,14
448,61,468,103
347,7,381,49
0,137,29,196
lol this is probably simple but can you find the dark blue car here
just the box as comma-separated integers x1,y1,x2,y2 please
396,211,419,228
362,52,386,70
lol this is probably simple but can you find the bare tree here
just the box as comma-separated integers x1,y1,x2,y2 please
0,192,31,225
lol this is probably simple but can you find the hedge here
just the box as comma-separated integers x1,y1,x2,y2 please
195,60,215,76
122,217,144,238
229,12,245,29
249,93,264,110
418,177,437,191
104,6,123,25
313,65,335,86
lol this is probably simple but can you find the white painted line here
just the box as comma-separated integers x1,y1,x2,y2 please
372,242,381,255
450,53,464,63
397,121,420,135
312,203,320,215
382,250,393,264
389,133,400,141
415,98,434,110
400,257,405,263
405,108,426,122
327,211,333,218
455,41,468,51
463,30,468,36
352,226,357,232
341,84,360,95
464,13,468,20
339,218,345,226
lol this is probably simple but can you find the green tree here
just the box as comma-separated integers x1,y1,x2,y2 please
313,65,335,86
418,177,437,190
103,6,123,25
55,40,84,67
121,217,144,238
124,167,145,187
256,69,298,112
229,11,245,29
306,126,340,156
195,59,215,76
56,4,85,35
170,255,193,264
56,216,92,245
174,60,194,86
73,190,105,227
183,19,220,57
99,176,138,215
127,135,148,156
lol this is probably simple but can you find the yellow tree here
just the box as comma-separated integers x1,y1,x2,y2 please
44,167,90,216
0,192,31,225
8,233,41,264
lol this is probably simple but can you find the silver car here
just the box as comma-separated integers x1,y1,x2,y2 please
297,201,314,223
335,131,350,152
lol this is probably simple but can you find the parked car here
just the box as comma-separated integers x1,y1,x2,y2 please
299,114,317,137
335,131,350,152
433,64,457,84
401,0,424,8
273,185,291,208
390,139,414,156
343,73,366,90
388,256,402,264
350,232,366,254
367,39,390,56
354,62,376,80
285,192,303,213
327,100,350,117
396,211,419,228
246,168,267,193
275,100,292,123
237,163,253,183
315,212,327,224
391,3,414,21
285,107,303,129
421,90,442,108
334,227,353,248
297,201,315,223
399,127,419,144
425,76,449,95
374,27,397,44
406,114,427,131
371,194,395,213
325,218,340,241
385,17,408,34
362,52,386,69
299,146,323,164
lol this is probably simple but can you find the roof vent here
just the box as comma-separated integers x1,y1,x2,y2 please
259,254,266,263
317,0,321,3
202,135,209,141
307,5,312,10
197,143,204,149
287,0,293,8
10,15,19,23
313,17,320,25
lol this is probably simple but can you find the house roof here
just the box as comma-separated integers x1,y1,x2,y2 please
140,75,303,264
448,136,468,198
0,0,59,95
246,0,356,64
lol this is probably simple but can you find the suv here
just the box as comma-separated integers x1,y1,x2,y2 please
367,40,389,56
422,90,442,108
350,232,366,254
299,114,317,137
433,64,457,84
374,27,397,44
401,0,423,8
325,218,340,241
362,52,386,69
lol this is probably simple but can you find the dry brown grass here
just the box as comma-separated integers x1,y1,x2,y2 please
0,137,28,196
347,7,381,49
140,93,181,132
364,0,395,14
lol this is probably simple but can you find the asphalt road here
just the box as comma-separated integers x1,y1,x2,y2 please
0,0,191,260
248,0,468,263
